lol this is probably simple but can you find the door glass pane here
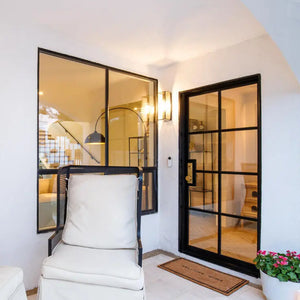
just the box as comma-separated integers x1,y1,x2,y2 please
189,133,218,171
189,92,218,132
222,130,257,172
189,173,218,212
108,71,155,167
222,174,258,218
221,84,257,129
221,217,257,263
189,211,218,253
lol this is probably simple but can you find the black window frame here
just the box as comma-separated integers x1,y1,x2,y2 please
37,48,158,233
179,74,261,277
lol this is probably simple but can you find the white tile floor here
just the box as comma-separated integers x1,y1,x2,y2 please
28,254,266,300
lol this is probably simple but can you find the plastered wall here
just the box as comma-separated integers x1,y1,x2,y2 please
157,35,300,282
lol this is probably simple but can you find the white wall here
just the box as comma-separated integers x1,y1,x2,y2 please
0,22,159,289
157,34,300,281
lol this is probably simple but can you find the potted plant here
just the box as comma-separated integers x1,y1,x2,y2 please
254,250,300,300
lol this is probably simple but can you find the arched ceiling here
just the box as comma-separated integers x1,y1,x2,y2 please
241,0,300,84
2,0,266,68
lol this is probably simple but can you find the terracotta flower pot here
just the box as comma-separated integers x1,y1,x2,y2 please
260,270,300,300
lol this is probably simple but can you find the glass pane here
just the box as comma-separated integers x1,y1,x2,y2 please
189,133,218,171
38,174,57,230
189,92,218,132
142,171,155,211
221,84,257,129
222,130,257,172
221,217,257,263
189,211,218,253
39,53,106,169
108,71,155,167
189,173,218,212
222,174,258,218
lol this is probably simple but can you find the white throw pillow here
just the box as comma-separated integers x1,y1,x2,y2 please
62,174,138,249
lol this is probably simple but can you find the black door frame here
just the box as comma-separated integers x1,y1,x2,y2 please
178,74,261,277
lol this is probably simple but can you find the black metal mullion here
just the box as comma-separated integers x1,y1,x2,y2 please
257,76,262,252
37,50,41,234
189,207,258,221
217,90,222,256
195,170,218,174
211,133,214,210
179,93,190,250
184,96,190,248
202,134,205,207
195,170,258,176
221,127,257,133
189,126,258,135
105,69,109,166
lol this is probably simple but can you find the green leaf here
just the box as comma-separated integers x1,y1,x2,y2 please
288,272,297,281
278,274,289,282
253,257,259,263
282,269,287,275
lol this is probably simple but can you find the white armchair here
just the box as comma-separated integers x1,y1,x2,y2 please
0,267,27,300
38,166,144,300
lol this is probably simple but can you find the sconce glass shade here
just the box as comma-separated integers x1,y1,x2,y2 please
159,91,172,121
85,131,105,144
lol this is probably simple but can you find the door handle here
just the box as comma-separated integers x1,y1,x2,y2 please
185,160,195,185
185,175,192,182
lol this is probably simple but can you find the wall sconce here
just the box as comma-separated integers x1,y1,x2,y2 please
158,91,172,121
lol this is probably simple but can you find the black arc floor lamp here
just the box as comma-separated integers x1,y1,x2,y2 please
85,107,147,145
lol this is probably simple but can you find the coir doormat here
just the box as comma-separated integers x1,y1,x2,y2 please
158,258,248,296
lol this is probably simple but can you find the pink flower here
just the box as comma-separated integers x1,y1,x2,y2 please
281,261,288,265
291,266,294,269
279,256,284,259
269,251,277,256
274,263,279,268
296,255,300,259
261,250,266,255
287,251,297,257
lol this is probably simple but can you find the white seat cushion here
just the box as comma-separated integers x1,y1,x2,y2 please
0,267,24,298
41,243,143,291
62,174,138,249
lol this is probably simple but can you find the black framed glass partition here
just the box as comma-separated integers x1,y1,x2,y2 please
38,49,158,232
